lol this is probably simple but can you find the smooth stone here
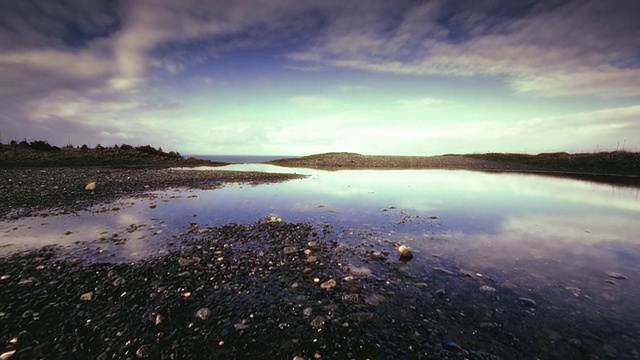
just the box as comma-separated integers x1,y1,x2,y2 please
348,266,372,276
606,271,627,280
433,267,455,276
519,297,537,307
320,279,336,289
195,307,212,320
307,256,318,264
178,257,195,266
479,285,496,292
80,291,94,301
310,316,326,328
84,182,97,191
442,340,463,352
398,245,413,262
435,289,446,296
283,247,298,255
1,350,16,360
135,344,156,358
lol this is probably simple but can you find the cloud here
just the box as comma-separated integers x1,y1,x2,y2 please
397,97,454,111
289,1,640,97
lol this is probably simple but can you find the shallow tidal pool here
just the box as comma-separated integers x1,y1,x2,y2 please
2,165,640,358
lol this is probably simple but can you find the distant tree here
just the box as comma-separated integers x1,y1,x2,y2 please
120,144,134,151
80,144,89,150
95,143,104,149
19,139,29,146
113,144,119,149
28,140,58,152
10,140,17,145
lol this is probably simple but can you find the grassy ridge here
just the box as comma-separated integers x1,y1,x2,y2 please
0,143,225,168
269,151,640,177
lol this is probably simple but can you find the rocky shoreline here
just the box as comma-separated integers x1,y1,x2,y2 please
0,167,303,220
1,166,638,359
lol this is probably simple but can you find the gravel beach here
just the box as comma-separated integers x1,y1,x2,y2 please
0,167,303,220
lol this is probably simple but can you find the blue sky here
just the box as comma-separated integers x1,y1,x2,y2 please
1,0,639,155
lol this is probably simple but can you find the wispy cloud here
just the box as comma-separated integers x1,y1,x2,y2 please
289,95,335,109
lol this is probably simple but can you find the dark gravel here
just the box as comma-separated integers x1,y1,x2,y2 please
0,168,303,220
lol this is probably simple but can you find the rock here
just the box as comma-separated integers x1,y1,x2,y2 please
343,281,364,293
479,285,496,292
1,350,16,360
342,294,361,304
320,279,336,290
85,182,97,191
135,344,156,358
283,247,298,255
442,340,463,352
195,307,212,320
80,291,94,301
234,323,249,330
433,267,455,276
519,297,537,307
310,316,326,329
307,255,318,264
348,266,372,276
335,244,349,254
178,257,195,266
606,271,627,280
364,294,385,306
398,244,413,262
435,289,446,296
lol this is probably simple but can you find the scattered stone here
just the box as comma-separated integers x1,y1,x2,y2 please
80,291,94,301
310,316,326,329
370,251,386,260
335,244,349,254
606,279,618,285
364,294,385,306
178,257,195,266
433,267,455,276
234,323,249,330
283,247,298,255
0,350,16,360
195,307,212,320
320,279,336,290
348,265,372,276
398,244,413,262
343,281,364,293
135,344,156,358
342,294,361,304
606,272,627,280
435,289,446,296
84,182,97,191
479,285,496,292
307,255,318,264
519,297,537,307
442,340,463,352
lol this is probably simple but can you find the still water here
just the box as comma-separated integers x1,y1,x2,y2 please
2,165,640,354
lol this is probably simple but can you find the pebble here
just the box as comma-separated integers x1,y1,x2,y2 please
307,255,318,264
479,285,496,292
135,344,156,358
195,307,212,320
84,182,97,191
435,289,446,296
606,272,627,280
283,247,298,255
310,316,326,329
80,291,94,301
433,267,455,276
348,266,372,276
178,257,196,266
442,340,463,352
320,279,336,290
518,297,537,307
398,245,413,262
0,350,16,360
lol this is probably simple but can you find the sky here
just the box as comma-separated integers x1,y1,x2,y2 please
1,0,639,156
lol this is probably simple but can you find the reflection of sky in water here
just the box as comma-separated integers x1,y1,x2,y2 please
2,165,640,303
